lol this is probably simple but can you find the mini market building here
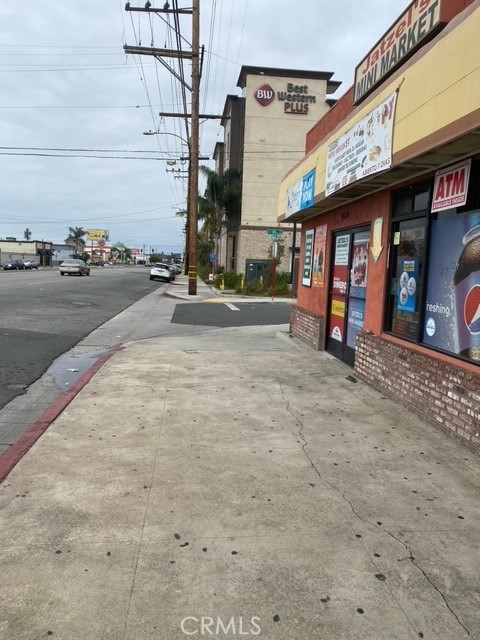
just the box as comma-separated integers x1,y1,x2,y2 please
278,0,480,452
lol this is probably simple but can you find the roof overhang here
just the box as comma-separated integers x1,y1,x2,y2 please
283,127,480,223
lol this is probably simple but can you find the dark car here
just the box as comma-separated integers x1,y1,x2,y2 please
3,259,26,270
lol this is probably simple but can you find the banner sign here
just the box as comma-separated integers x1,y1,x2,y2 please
354,0,443,103
431,159,471,212
286,169,316,216
325,92,397,197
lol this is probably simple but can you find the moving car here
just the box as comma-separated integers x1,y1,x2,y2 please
149,263,171,282
3,259,26,270
59,259,90,276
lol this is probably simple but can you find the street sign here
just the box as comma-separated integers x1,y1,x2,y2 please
267,229,283,238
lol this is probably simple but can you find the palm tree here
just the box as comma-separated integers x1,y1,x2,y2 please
65,226,87,258
198,166,241,268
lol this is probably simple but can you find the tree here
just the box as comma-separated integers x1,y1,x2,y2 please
198,166,242,268
65,227,87,257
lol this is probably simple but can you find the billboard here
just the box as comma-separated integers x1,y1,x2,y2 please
87,229,109,241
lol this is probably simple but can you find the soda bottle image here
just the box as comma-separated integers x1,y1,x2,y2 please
452,211,480,361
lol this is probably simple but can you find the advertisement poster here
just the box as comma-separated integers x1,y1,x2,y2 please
329,296,346,342
334,234,350,266
346,297,366,349
286,169,316,217
301,169,316,209
350,232,369,297
397,258,418,313
302,229,314,286
325,92,397,197
423,211,480,362
312,224,327,288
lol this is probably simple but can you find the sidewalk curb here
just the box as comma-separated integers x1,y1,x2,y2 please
0,346,123,484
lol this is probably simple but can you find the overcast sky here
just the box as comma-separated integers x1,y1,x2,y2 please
0,0,408,254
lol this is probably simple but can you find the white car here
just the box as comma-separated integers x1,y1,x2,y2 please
149,263,171,282
59,259,90,276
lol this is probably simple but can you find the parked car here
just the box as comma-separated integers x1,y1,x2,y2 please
168,266,177,281
149,263,171,282
23,259,39,269
59,259,90,276
3,259,26,270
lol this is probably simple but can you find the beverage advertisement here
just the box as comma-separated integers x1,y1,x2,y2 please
423,211,480,362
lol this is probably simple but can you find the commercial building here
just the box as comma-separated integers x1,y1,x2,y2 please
278,0,480,452
0,239,54,267
215,66,340,280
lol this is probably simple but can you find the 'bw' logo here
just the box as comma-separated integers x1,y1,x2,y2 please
254,84,275,107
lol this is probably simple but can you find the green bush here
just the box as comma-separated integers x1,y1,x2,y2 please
214,270,241,290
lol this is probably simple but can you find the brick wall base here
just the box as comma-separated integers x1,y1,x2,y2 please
355,332,480,454
290,305,325,351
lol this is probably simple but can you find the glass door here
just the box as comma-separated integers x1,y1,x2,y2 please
327,228,370,366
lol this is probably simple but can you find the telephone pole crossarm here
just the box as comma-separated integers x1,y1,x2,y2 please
123,45,193,60
125,4,192,15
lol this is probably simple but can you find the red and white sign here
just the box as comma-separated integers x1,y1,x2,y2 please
431,159,471,212
254,83,275,107
354,0,443,103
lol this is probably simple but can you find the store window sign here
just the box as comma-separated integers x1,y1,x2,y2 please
397,258,418,313
424,211,480,362
431,160,471,212
302,229,314,286
354,0,443,103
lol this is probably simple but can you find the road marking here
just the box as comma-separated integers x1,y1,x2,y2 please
225,303,240,311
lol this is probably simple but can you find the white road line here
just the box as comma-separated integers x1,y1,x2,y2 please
224,303,240,311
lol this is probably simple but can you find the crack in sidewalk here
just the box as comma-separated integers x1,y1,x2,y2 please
276,376,475,640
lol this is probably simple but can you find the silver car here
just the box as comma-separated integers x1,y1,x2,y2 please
59,259,90,276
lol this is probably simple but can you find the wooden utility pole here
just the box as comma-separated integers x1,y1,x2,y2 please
188,0,200,295
124,1,200,295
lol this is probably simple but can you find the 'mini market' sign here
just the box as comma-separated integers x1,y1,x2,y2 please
353,0,444,104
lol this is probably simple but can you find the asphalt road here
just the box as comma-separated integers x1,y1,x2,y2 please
171,301,292,326
0,266,162,409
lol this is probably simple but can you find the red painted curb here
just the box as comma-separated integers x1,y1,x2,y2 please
0,346,124,484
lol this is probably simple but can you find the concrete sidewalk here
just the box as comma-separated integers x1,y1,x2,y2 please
0,280,479,640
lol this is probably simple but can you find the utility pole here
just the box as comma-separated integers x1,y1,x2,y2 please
124,1,200,295
187,0,200,295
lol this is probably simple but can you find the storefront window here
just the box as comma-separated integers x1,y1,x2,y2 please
386,217,427,341
385,181,430,341
385,162,480,365
422,161,480,364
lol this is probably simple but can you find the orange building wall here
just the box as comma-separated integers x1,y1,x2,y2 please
297,190,392,341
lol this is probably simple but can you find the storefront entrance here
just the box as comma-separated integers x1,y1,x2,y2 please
327,227,370,366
